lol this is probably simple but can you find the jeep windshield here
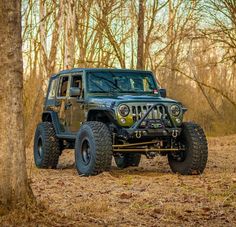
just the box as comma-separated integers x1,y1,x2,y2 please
87,71,157,94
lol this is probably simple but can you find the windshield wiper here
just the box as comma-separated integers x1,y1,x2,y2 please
89,72,124,93
96,75,123,92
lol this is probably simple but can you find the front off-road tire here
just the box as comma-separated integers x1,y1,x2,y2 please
34,122,61,168
75,121,112,176
168,122,208,175
114,153,141,169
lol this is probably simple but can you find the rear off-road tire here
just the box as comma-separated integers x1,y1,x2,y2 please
114,153,141,169
75,121,112,176
168,122,208,175
34,122,61,169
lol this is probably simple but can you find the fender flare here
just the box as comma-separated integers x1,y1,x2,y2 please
87,108,119,126
42,111,61,134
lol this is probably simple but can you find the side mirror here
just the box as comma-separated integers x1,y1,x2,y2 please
159,88,167,98
70,87,81,97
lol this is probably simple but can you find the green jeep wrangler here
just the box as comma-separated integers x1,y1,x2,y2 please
34,68,208,176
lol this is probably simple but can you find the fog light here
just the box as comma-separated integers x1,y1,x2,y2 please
143,131,148,136
176,118,181,124
163,130,168,136
121,118,126,124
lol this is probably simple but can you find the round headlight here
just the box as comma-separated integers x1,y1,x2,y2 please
118,104,130,117
170,104,181,117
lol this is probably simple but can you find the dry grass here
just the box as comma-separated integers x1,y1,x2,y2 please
1,135,236,226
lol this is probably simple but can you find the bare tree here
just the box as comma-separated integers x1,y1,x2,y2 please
137,0,144,69
0,0,32,212
64,0,76,69
20,0,236,136
203,0,236,63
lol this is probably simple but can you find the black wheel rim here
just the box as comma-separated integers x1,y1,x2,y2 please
81,138,91,165
37,136,43,158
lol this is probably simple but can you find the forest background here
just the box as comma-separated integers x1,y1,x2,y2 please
0,1,236,225
22,0,236,147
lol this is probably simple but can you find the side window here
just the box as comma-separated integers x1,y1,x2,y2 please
58,76,69,97
48,78,57,99
70,75,82,97
71,75,82,88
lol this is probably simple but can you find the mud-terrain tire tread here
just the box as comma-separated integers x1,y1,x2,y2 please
168,122,208,175
191,123,208,172
75,121,112,176
34,122,61,169
115,153,141,169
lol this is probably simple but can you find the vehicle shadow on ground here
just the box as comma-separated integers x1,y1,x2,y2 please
110,166,171,176
57,163,75,169
57,162,171,176
57,150,172,175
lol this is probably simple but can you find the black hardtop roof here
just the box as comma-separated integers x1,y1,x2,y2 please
51,68,153,78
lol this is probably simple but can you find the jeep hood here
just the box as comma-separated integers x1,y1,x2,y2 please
87,95,181,107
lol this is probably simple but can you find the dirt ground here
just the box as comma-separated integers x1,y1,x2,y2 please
1,135,236,226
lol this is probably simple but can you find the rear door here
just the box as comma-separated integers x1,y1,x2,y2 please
55,74,70,132
44,76,58,111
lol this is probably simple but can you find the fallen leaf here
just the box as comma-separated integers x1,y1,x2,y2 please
202,207,211,212
120,193,133,199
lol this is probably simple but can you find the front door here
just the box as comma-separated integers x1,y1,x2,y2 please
64,74,85,133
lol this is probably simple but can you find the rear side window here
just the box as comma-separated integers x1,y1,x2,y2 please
71,75,82,88
48,78,57,99
58,76,69,97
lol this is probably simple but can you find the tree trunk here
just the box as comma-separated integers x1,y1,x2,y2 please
137,0,145,69
167,0,175,96
48,0,63,75
39,0,49,77
64,0,76,69
0,0,32,213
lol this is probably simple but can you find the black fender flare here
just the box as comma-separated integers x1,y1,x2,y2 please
87,108,119,126
42,111,61,134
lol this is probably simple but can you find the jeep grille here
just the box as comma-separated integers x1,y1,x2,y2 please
130,104,166,122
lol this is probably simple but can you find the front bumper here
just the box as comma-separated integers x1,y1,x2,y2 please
118,103,182,139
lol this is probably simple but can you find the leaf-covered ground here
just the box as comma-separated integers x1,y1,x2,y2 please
1,135,236,226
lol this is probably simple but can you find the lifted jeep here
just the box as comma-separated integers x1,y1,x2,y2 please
34,68,208,176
